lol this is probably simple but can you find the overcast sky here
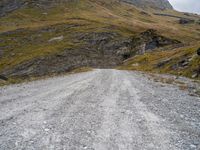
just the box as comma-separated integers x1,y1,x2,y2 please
168,0,200,14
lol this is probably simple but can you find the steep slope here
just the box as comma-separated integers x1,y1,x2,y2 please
119,43,200,79
0,0,200,83
0,0,77,16
0,0,173,17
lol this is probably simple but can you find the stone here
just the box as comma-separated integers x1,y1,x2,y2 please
48,36,64,42
179,18,194,24
0,49,3,58
190,144,196,149
192,73,198,78
140,11,150,16
0,75,8,81
157,58,171,68
44,128,50,132
132,63,139,67
197,48,200,55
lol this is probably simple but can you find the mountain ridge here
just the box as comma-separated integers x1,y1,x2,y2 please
0,0,173,16
122,0,173,10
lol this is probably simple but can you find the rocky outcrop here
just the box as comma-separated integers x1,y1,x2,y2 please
122,0,173,10
0,0,173,17
2,32,130,78
129,29,180,55
0,0,78,16
0,28,180,79
179,18,195,24
0,75,8,81
0,0,29,16
153,13,182,19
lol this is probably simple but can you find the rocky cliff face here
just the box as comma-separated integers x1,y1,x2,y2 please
0,0,77,16
0,0,25,16
1,28,179,78
122,0,173,10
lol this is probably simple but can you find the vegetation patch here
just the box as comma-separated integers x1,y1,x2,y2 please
118,43,200,80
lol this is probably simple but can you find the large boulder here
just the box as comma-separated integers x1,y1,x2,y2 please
0,75,8,81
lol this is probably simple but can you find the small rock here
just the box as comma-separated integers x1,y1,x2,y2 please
132,63,139,67
192,73,198,78
197,48,200,55
190,144,196,149
48,36,64,42
11,53,16,56
182,61,189,67
44,128,50,132
83,145,88,149
140,11,150,16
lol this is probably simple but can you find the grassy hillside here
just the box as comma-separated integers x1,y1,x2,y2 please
118,43,200,79
0,0,200,81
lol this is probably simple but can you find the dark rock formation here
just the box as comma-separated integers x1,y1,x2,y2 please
197,48,200,55
0,0,27,16
0,75,8,81
140,11,150,16
153,13,182,19
156,58,171,68
0,0,78,16
2,32,130,78
0,28,180,79
129,29,180,55
179,18,195,24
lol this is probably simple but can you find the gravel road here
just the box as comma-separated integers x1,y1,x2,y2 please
0,69,200,150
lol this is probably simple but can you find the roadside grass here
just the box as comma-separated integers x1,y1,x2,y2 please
145,73,200,96
0,67,93,86
118,43,200,79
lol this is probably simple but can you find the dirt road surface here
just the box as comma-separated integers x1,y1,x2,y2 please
0,69,199,150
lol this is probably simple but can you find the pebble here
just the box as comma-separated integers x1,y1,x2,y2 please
44,128,50,132
190,144,196,149
83,145,88,149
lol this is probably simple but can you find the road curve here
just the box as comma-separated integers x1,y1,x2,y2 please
0,69,199,150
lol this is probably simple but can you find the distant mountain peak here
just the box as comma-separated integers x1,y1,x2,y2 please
121,0,173,10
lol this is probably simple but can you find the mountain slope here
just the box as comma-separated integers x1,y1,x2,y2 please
122,0,173,10
0,0,200,83
0,0,173,17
